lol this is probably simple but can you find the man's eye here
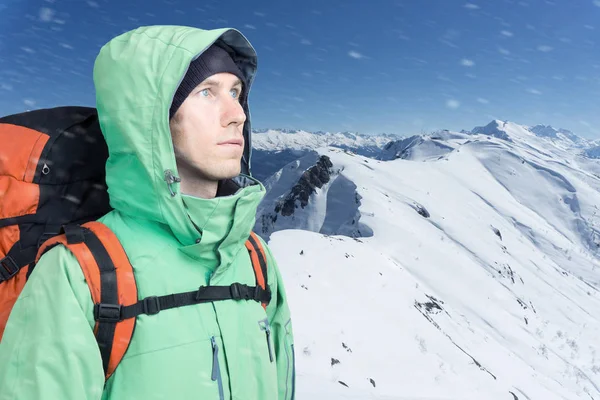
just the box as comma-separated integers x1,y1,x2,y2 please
199,89,209,97
230,88,240,98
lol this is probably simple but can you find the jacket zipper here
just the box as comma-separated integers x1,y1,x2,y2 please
291,344,296,400
259,318,274,362
211,336,225,400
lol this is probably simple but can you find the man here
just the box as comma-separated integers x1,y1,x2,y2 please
0,25,295,399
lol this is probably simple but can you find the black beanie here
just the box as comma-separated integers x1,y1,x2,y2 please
169,44,246,120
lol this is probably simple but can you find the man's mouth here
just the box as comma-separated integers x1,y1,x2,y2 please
218,138,243,147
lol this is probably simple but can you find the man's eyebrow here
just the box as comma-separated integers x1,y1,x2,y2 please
199,78,243,88
199,79,220,87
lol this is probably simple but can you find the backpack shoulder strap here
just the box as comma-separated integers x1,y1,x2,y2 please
36,221,137,381
245,232,270,311
34,227,273,379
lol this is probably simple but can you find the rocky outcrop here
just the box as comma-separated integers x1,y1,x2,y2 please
274,155,334,216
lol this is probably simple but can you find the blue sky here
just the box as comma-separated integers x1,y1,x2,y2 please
1,0,599,138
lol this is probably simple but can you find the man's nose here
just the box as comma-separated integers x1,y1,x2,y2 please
222,97,246,127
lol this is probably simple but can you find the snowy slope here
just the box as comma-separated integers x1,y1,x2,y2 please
255,123,600,399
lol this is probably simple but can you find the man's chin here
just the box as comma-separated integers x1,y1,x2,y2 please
210,167,242,181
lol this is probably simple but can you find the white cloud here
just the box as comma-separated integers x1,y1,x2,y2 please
501,30,514,37
59,43,73,49
594,0,600,7
527,88,542,95
23,99,36,107
460,58,475,67
301,39,312,45
39,7,55,22
537,45,553,52
446,99,460,109
348,51,364,59
464,3,480,9
254,11,266,17
477,98,489,104
87,1,99,7
498,47,511,55
21,47,35,53
244,24,256,30
1,83,13,91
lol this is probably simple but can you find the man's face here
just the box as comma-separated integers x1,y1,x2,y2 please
170,72,246,182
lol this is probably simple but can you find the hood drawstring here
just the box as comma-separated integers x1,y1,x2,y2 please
164,169,181,197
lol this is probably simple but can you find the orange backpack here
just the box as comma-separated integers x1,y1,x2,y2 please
0,106,271,380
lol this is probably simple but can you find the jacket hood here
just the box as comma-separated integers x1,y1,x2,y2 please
93,25,265,247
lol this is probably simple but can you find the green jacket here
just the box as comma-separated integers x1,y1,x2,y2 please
0,26,295,400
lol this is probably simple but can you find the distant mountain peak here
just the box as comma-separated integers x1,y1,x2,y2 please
470,120,513,142
528,124,584,144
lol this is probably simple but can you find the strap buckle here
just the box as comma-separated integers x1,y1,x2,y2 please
0,256,20,281
143,296,161,315
94,303,122,322
230,283,250,300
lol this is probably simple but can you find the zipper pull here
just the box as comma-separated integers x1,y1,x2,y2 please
211,336,219,381
266,324,274,362
164,169,181,197
259,318,274,362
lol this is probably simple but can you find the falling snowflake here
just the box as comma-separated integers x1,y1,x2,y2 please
39,7,54,22
446,99,460,109
460,59,475,67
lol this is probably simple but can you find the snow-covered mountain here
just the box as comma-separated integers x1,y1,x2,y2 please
253,120,600,399
528,124,586,146
251,129,397,156
250,129,399,182
256,150,372,240
378,131,459,161
585,146,600,160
